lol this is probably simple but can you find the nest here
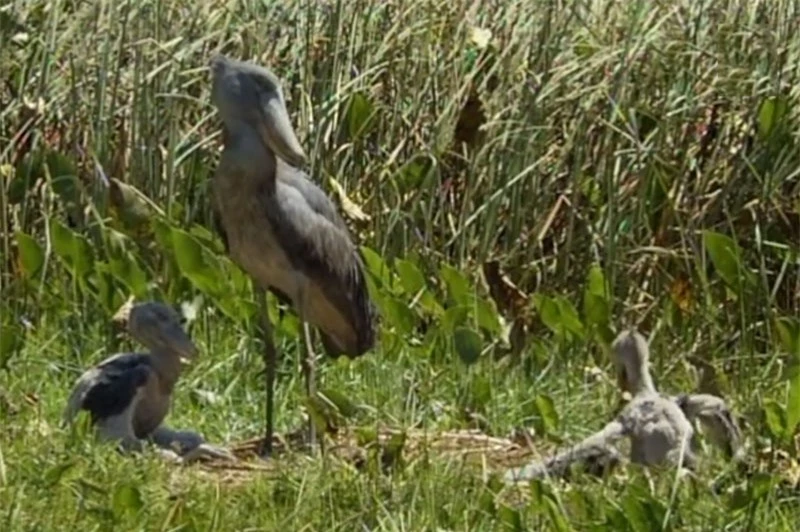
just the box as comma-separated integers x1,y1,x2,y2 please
188,426,554,486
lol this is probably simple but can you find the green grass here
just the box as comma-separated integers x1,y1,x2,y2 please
1,0,800,529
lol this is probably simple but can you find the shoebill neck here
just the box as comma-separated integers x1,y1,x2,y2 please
622,358,656,395
146,345,184,392
221,122,279,191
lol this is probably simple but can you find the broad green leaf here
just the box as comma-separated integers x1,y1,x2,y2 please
775,317,800,357
109,178,153,230
441,305,469,332
45,151,79,181
497,505,524,531
382,431,406,470
49,220,94,277
748,472,776,501
171,228,222,296
396,155,435,193
108,255,148,298
355,426,379,447
383,296,416,335
476,297,502,335
534,294,585,339
555,296,585,338
394,258,426,295
788,388,800,445
469,373,492,409
318,388,360,418
171,227,205,273
727,486,750,511
14,232,44,277
112,484,144,516
440,264,473,305
526,478,547,507
584,264,610,327
573,37,597,59
757,95,790,141
544,497,570,532
216,295,253,322
780,317,800,435
585,264,608,296
583,293,609,327
762,400,786,442
360,246,391,288
533,394,559,434
454,326,482,365
477,484,497,516
71,233,94,277
702,231,749,292
346,92,376,139
418,290,445,317
7,170,36,204
535,294,562,334
44,460,76,487
620,494,651,532
153,218,174,252
91,265,119,314
0,322,23,369
303,394,333,435
50,173,82,217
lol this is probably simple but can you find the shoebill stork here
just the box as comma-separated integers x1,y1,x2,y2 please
62,301,234,463
504,329,742,482
208,55,377,456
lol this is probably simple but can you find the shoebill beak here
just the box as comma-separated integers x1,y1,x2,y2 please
257,92,307,168
159,321,198,363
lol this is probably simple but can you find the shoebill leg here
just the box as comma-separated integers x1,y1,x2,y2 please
257,286,278,458
301,321,318,451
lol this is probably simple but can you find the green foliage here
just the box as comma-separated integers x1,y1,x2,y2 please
346,92,377,140
1,0,799,529
534,294,585,340
702,231,754,295
49,220,94,278
14,231,44,277
453,326,482,365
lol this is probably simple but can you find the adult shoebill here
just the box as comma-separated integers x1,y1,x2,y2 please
62,301,234,463
208,55,377,456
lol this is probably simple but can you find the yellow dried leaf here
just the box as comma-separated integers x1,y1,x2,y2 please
468,26,492,49
328,176,371,222
669,275,693,314
113,295,136,324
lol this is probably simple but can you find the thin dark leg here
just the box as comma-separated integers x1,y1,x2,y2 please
257,287,277,458
301,321,317,451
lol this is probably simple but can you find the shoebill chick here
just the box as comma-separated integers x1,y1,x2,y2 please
62,301,234,463
614,332,744,462
505,330,744,483
505,330,696,483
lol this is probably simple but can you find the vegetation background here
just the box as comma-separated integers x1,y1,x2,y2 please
1,0,799,529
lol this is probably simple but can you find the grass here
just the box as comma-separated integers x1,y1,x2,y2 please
1,0,800,529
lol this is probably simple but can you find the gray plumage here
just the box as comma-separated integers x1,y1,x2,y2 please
208,55,377,455
504,330,743,483
62,301,233,462
675,392,744,462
